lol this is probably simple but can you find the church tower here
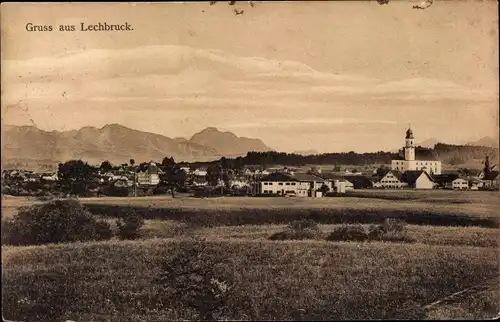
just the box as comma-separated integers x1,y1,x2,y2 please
404,127,415,161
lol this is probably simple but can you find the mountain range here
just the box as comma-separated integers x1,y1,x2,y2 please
465,136,498,149
389,136,497,153
1,123,498,170
1,124,273,167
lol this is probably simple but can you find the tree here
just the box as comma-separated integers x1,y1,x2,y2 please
155,239,232,321
205,165,222,187
222,169,234,188
318,184,330,195
57,160,97,196
376,165,389,177
100,160,113,173
484,155,491,176
129,159,135,167
162,156,176,167
161,164,187,198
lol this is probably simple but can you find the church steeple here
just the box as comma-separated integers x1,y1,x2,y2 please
406,127,414,139
404,126,415,161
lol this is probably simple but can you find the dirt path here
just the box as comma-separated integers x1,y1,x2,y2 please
424,278,499,319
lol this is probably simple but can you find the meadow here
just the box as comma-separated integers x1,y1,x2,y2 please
2,190,499,320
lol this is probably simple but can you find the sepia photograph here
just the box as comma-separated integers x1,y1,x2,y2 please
1,1,499,320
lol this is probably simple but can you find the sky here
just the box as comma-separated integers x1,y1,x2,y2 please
1,1,498,153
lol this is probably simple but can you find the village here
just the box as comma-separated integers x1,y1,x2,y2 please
2,128,499,198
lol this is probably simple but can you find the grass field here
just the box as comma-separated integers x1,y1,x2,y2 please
79,192,499,228
2,239,498,321
2,190,499,320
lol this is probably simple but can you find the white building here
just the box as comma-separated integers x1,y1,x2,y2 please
405,171,434,189
41,173,58,181
452,178,469,190
252,172,328,197
391,127,442,175
332,180,354,193
375,169,434,190
193,168,207,177
137,162,160,186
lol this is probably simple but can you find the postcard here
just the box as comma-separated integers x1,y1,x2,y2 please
1,1,499,321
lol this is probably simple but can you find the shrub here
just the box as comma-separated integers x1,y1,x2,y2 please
154,238,232,321
270,219,320,241
326,224,368,242
367,219,414,243
367,224,385,240
382,218,407,233
116,211,145,240
1,199,112,246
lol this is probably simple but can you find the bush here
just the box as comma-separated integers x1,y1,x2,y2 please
154,238,232,321
1,199,112,246
367,224,385,240
367,219,414,243
382,218,406,233
270,219,320,241
116,211,145,240
326,224,368,242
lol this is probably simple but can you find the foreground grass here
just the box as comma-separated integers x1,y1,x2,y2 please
2,239,498,321
141,221,499,248
426,284,499,319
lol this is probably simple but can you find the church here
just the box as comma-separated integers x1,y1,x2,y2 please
391,127,442,175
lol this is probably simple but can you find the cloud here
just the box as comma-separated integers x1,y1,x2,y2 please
3,45,495,107
2,45,497,152
223,118,397,130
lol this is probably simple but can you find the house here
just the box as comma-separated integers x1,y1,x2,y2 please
332,180,354,193
114,179,131,188
23,172,40,182
452,178,469,190
229,179,249,189
432,173,459,189
483,171,500,189
376,170,407,189
468,178,484,190
391,127,442,175
136,162,160,186
293,172,331,192
252,172,327,197
193,168,207,177
40,172,58,181
401,170,434,190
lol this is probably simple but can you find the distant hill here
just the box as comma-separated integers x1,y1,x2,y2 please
189,127,273,157
465,136,498,149
433,143,499,166
1,124,273,167
416,138,439,149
